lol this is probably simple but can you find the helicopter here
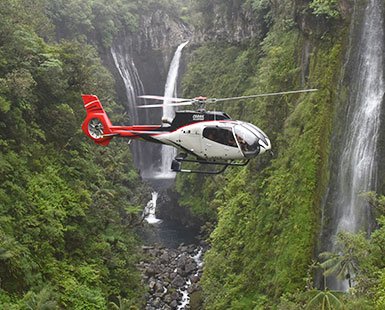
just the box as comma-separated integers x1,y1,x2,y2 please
81,89,317,174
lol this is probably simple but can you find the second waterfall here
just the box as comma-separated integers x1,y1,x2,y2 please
320,0,385,291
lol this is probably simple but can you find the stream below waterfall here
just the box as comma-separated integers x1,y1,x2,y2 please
139,189,204,310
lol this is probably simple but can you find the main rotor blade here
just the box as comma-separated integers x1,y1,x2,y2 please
137,102,194,108
138,95,191,103
212,89,318,102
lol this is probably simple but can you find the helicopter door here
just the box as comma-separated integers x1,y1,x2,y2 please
202,126,241,159
178,125,203,157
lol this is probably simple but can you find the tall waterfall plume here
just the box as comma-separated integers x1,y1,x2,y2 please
154,41,189,179
334,0,384,235
321,0,384,290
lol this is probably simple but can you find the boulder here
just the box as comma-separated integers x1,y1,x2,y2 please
152,297,162,308
190,275,200,284
145,267,157,277
184,261,197,274
155,281,164,293
171,274,185,288
170,300,178,308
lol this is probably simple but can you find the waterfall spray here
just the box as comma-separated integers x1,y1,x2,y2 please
144,192,161,224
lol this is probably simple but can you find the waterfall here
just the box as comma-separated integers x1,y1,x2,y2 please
111,45,147,168
321,0,384,290
110,41,188,179
111,45,162,178
338,0,384,233
111,45,146,126
144,192,161,224
334,0,384,235
154,41,189,179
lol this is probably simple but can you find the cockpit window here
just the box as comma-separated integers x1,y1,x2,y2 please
203,127,237,147
234,125,260,157
241,123,269,145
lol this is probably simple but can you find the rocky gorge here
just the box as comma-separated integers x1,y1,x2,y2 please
139,243,206,310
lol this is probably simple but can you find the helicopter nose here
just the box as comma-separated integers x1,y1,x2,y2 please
258,137,271,154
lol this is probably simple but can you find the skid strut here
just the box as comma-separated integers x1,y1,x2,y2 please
171,155,250,174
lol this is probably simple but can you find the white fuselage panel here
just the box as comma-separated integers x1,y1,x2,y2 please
153,121,245,160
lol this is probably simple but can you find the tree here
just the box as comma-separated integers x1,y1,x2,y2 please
22,287,58,310
306,289,343,310
309,0,340,18
319,232,368,288
108,296,137,310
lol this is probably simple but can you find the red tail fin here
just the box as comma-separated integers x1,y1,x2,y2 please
81,95,113,146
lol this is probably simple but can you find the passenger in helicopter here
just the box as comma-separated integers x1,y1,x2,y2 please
203,127,237,147
227,134,237,147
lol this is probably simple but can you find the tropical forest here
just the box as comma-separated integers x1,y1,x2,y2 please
1,0,385,309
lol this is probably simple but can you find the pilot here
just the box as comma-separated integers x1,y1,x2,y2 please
206,130,215,141
236,134,248,151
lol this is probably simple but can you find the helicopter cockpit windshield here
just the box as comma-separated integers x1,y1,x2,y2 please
234,124,260,158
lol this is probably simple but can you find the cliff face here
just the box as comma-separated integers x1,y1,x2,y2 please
135,10,192,60
109,9,192,99
193,1,270,43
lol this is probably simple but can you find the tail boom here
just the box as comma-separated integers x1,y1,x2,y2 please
81,95,163,146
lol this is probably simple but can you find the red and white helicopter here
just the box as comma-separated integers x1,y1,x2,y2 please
81,89,317,174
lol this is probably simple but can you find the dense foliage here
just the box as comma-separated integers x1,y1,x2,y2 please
2,0,385,309
180,34,341,308
0,0,149,308
177,0,385,308
46,0,189,47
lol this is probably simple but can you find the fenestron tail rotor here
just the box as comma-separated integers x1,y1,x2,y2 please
137,88,318,109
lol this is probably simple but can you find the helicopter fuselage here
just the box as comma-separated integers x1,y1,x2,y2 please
151,116,271,161
81,94,271,173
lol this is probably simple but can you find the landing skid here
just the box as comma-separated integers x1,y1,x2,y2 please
171,155,250,174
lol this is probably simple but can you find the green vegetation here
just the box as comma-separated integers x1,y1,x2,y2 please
274,193,385,309
319,232,366,288
310,0,340,18
175,0,380,308
177,0,385,307
0,0,149,308
46,0,188,48
195,36,342,308
2,0,385,309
